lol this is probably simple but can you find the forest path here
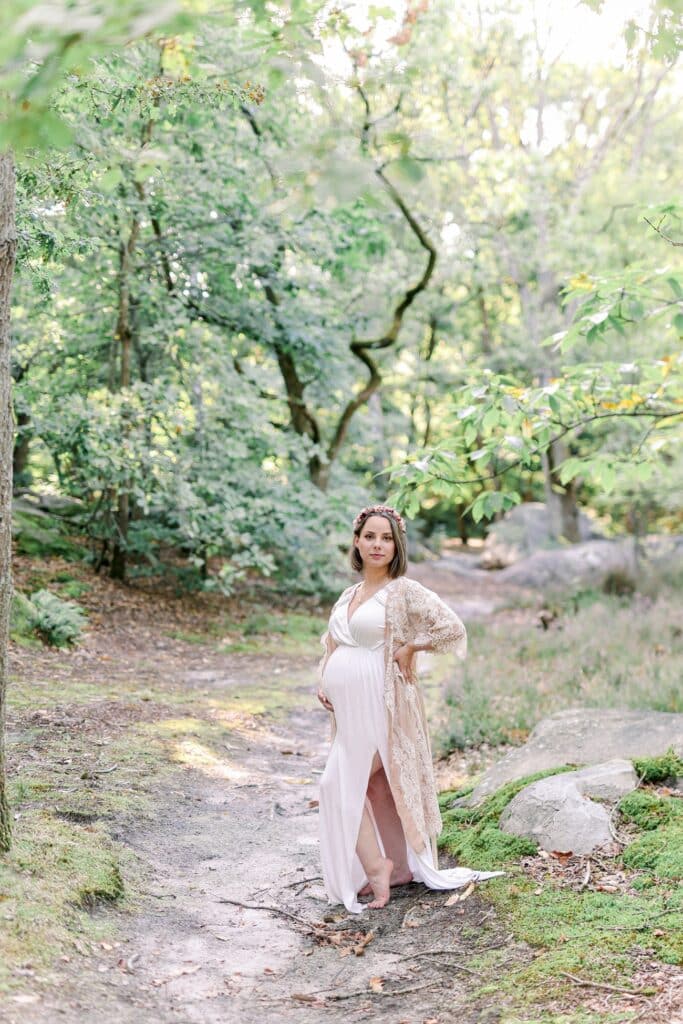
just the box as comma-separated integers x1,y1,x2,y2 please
6,559,531,1023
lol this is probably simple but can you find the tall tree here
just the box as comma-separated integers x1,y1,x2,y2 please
0,152,16,851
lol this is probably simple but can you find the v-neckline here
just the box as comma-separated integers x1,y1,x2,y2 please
346,579,395,627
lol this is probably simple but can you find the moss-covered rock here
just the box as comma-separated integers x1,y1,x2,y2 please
439,766,576,869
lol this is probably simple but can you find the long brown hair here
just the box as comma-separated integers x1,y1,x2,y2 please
349,508,408,577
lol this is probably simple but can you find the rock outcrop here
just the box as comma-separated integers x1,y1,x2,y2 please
499,759,638,855
460,708,683,806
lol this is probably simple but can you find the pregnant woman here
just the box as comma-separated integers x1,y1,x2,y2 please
317,504,502,914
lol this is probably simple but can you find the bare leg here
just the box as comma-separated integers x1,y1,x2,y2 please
356,801,393,909
358,764,413,897
355,752,393,908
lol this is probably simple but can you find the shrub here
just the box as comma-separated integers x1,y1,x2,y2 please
28,590,87,647
633,748,683,784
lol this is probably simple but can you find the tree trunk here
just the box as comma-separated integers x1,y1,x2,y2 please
12,409,31,489
0,152,17,851
541,438,580,543
110,221,139,581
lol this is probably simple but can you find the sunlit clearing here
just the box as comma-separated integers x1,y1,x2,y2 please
172,738,252,780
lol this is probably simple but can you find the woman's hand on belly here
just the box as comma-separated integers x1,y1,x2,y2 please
317,688,334,712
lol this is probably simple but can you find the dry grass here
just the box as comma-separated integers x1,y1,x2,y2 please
439,585,682,751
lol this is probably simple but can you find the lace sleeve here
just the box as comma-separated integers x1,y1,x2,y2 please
406,581,467,659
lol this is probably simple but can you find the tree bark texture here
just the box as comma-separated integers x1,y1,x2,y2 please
110,215,140,581
0,152,16,851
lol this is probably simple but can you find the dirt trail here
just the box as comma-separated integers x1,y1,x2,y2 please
13,664,524,1023
6,561,532,1023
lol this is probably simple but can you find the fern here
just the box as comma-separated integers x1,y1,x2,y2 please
28,590,87,647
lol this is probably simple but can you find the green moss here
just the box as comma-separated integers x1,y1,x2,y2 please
438,766,576,869
76,860,125,909
482,877,683,1002
618,789,681,830
12,507,84,560
632,747,683,783
441,771,683,1017
622,821,683,881
0,810,128,989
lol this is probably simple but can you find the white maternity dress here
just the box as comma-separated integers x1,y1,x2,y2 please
319,581,502,914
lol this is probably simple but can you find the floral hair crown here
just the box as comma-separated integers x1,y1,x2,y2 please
353,504,407,534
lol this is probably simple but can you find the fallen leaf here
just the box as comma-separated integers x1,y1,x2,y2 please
445,882,475,906
152,964,201,986
353,930,375,956
291,993,326,1006
550,850,573,862
369,976,384,992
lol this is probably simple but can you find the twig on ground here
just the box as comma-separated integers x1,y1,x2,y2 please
325,980,443,1000
608,802,629,846
263,979,445,1004
216,897,320,934
282,875,323,889
600,908,678,932
579,859,591,891
386,949,481,976
91,764,119,774
560,972,652,996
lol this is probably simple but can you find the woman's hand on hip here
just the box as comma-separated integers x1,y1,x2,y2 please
393,643,416,681
317,688,334,712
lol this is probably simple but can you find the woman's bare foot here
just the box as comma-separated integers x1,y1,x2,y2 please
358,867,413,898
365,857,393,909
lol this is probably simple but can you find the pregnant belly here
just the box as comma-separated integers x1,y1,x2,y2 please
322,644,385,697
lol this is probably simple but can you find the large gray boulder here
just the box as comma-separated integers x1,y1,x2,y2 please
480,502,602,569
497,538,637,590
499,759,638,855
461,708,683,806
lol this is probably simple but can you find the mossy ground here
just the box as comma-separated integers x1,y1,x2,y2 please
0,807,131,991
439,758,683,1020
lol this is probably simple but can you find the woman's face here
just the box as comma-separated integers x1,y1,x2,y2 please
354,515,396,573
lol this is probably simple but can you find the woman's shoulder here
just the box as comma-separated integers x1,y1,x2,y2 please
385,576,429,601
332,582,358,606
395,577,445,606
398,576,430,594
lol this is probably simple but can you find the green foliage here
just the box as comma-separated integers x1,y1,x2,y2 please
9,591,40,647
10,0,683,593
12,506,84,560
25,590,87,647
632,747,683,783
